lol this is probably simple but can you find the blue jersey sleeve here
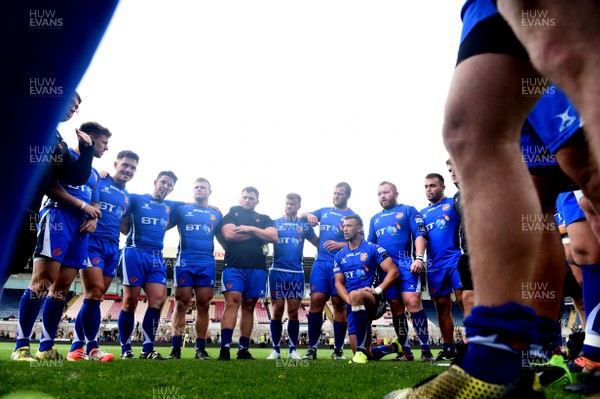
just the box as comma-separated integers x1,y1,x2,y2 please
367,215,377,243
90,169,100,204
312,207,355,261
311,208,325,220
332,251,342,276
169,206,181,226
408,206,427,238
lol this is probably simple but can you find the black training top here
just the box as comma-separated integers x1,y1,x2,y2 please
218,206,275,269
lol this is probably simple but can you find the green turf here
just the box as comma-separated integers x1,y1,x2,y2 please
0,343,585,399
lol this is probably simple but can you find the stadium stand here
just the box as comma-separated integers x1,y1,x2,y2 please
64,295,83,320
212,300,225,322
107,300,122,321
161,297,174,321
0,288,21,319
255,301,270,324
99,299,114,320
134,299,148,325
298,302,309,323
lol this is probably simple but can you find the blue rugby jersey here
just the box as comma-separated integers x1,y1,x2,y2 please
92,176,130,244
520,88,582,168
43,148,99,209
311,207,356,262
125,193,184,252
333,240,388,292
270,217,317,273
170,204,222,268
420,197,462,271
460,0,498,45
368,204,426,268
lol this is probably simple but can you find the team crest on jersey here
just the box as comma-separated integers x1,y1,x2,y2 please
395,212,404,219
165,206,170,214
226,282,233,289
442,204,451,211
178,278,185,285
360,253,368,262
91,257,100,265
210,214,217,221
130,276,138,283
52,248,63,257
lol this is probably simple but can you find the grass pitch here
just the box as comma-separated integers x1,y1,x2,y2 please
0,343,585,399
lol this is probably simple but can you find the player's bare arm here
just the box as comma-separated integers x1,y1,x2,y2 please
46,180,102,219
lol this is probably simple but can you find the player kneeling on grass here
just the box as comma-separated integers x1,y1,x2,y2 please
333,215,399,364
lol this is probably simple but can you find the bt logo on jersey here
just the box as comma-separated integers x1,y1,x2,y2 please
99,202,117,212
141,217,160,225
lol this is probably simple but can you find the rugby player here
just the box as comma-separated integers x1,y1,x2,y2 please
66,150,139,362
12,122,109,361
420,173,462,362
368,181,433,361
334,215,399,364
302,182,356,361
168,178,222,360
266,193,319,360
118,171,183,360
216,187,277,361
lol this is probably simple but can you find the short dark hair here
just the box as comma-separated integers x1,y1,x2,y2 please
157,171,178,183
425,173,444,184
79,121,111,138
117,150,139,163
195,177,211,190
242,186,259,199
286,193,301,203
344,214,363,227
73,90,82,103
336,182,352,197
